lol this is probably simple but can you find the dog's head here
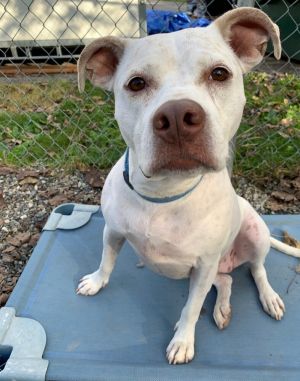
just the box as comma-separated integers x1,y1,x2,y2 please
78,8,280,177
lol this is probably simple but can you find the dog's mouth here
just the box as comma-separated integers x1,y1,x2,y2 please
139,166,152,179
154,157,204,172
148,144,221,176
139,159,202,179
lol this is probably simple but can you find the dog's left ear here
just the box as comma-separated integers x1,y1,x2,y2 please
213,7,281,72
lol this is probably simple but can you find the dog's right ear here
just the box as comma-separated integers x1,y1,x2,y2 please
77,36,126,92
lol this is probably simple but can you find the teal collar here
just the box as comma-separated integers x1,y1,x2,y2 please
123,149,203,203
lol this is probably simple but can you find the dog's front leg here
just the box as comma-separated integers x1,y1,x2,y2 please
167,261,219,364
77,224,125,296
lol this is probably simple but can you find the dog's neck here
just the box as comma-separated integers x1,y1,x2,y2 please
125,149,204,201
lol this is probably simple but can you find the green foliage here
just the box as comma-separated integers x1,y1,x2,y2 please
0,72,299,180
0,80,125,168
235,72,299,178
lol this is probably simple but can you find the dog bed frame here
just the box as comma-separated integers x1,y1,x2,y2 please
0,203,299,380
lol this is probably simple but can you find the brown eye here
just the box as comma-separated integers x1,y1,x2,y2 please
210,67,230,82
128,77,146,91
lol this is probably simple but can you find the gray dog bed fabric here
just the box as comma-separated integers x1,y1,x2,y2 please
1,204,300,380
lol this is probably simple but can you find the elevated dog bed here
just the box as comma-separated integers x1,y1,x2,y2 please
0,203,299,380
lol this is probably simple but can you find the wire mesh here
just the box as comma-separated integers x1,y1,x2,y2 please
0,0,299,180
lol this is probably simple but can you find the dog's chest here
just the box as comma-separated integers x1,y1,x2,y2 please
102,165,240,279
128,235,196,279
123,203,231,279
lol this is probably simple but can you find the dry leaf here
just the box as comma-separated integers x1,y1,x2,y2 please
292,177,300,189
265,123,277,129
85,169,105,188
7,232,31,247
29,233,40,247
265,83,273,93
277,131,290,139
48,194,69,206
0,192,5,207
17,170,39,180
19,176,39,185
279,178,292,189
2,246,15,255
0,294,9,306
39,188,58,198
0,166,15,175
280,118,293,127
266,199,285,212
283,231,300,249
271,191,296,202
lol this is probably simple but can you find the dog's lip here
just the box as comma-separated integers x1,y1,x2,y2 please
139,166,152,178
150,155,220,174
151,157,203,172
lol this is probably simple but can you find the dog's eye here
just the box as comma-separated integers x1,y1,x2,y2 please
210,67,230,82
128,77,146,92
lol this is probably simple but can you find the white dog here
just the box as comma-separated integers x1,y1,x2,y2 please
76,8,300,364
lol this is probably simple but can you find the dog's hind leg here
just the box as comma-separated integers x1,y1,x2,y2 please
237,198,285,320
213,273,232,329
248,217,285,320
250,261,285,320
77,224,125,296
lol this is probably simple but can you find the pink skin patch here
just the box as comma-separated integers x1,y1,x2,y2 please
218,212,268,274
218,248,236,273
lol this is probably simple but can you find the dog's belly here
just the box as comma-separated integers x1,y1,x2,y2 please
127,233,197,279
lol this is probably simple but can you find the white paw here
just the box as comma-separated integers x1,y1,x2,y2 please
76,271,108,296
260,290,285,320
213,303,232,330
166,336,195,365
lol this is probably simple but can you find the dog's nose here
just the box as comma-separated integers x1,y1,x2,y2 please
153,99,205,144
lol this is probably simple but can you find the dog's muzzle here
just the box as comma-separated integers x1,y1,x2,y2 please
150,99,218,172
153,99,205,144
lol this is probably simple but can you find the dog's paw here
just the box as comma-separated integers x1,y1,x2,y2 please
213,303,232,330
76,271,108,296
260,290,285,320
166,337,195,365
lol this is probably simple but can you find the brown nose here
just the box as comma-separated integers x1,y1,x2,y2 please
153,99,205,144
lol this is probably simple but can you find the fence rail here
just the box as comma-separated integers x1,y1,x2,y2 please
0,0,299,180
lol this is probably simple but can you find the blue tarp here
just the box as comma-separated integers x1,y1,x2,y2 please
147,10,211,35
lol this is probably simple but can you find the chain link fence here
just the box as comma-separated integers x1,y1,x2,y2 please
0,0,299,180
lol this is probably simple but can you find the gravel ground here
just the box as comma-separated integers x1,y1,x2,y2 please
0,166,299,306
0,166,105,306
